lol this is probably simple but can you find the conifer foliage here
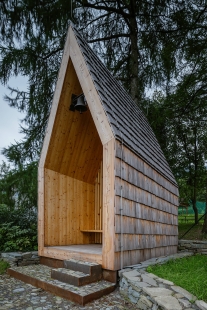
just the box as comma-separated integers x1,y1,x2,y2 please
1,0,202,163
1,1,207,227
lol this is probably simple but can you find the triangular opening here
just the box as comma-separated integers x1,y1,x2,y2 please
44,59,103,247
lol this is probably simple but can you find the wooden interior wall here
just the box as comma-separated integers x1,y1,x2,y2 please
44,168,96,246
45,59,102,185
43,59,103,247
114,141,179,270
94,162,103,243
39,28,115,265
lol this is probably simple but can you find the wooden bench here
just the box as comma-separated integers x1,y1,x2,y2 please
80,230,103,233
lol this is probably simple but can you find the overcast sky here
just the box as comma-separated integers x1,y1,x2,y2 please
0,76,27,165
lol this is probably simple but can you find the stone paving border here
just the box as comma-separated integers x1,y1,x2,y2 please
1,251,40,266
118,252,207,310
178,240,207,254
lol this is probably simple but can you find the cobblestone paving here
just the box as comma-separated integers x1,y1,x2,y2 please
0,273,139,310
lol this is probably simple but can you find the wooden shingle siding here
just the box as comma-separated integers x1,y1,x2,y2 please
115,174,177,206
114,246,177,269
115,196,178,225
115,234,178,252
115,178,178,208
115,215,178,232
115,142,178,196
114,142,178,268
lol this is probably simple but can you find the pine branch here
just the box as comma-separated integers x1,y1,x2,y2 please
42,47,63,60
80,0,130,17
87,33,130,43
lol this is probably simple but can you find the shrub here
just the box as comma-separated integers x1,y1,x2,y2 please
0,204,37,228
0,222,37,252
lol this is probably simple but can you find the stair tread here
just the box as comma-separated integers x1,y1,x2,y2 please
8,265,114,296
52,268,90,278
65,259,100,267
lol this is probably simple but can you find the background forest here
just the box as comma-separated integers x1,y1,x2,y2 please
0,0,207,251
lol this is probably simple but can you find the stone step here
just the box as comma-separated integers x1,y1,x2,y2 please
8,265,116,306
63,259,102,276
51,267,102,286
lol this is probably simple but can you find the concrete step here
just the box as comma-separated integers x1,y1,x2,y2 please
7,264,116,306
51,267,101,286
63,259,102,276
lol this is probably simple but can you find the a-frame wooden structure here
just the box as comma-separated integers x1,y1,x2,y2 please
38,24,179,271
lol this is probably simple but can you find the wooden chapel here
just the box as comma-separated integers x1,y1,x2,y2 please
38,23,179,272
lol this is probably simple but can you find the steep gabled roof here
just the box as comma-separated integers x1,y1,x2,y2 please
70,24,177,187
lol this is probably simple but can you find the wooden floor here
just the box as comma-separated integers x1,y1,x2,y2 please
48,244,102,255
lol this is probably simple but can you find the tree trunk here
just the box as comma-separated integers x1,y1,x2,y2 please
193,126,198,224
202,176,207,233
129,0,139,104
189,175,198,224
192,197,198,224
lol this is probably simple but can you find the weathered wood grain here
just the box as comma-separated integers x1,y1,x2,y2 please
115,177,178,210
115,197,178,223
115,167,178,206
115,143,178,196
115,216,178,235
113,142,178,270
115,234,178,252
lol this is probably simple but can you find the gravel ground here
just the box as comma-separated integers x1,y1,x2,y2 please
0,273,139,310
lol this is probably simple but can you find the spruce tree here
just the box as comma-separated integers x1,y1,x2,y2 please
1,1,207,227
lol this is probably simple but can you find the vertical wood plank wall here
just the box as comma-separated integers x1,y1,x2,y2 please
44,61,103,185
94,162,103,243
102,138,116,270
114,141,179,270
42,59,103,247
44,168,95,246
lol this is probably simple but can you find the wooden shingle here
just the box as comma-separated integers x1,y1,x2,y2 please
71,24,177,186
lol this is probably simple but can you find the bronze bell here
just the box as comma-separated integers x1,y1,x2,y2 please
74,95,88,113
70,94,88,114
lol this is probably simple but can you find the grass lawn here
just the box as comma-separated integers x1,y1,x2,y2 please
147,255,207,302
178,222,207,240
0,260,10,274
178,214,207,240
178,214,205,224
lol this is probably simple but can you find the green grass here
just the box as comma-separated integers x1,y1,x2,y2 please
178,222,207,240
0,260,10,274
178,214,204,224
178,213,207,240
147,255,207,302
